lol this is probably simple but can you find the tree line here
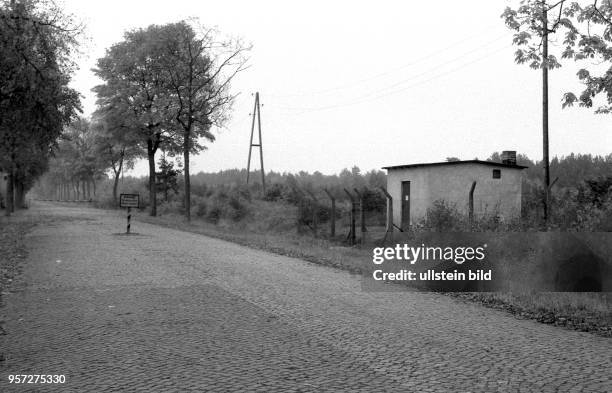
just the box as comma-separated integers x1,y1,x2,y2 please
1,0,249,219
0,0,81,215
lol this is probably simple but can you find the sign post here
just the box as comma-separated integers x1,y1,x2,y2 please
119,194,139,234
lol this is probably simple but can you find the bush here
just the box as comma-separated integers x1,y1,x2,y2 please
418,200,466,231
158,200,184,215
206,205,222,223
297,201,331,227
199,187,252,223
228,195,248,221
360,188,386,213
263,183,286,202
193,196,207,217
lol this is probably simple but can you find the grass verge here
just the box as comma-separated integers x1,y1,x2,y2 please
131,210,612,338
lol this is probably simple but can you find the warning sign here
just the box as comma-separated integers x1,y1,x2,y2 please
120,194,139,208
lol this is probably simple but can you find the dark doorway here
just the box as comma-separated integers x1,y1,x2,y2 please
401,181,410,230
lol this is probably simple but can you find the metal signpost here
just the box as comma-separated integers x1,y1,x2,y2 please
119,194,139,234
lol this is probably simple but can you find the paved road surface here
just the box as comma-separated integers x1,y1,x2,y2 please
0,203,610,392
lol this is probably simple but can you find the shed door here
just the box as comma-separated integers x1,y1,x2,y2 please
401,181,410,229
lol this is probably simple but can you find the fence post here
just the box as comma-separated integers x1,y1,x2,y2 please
379,187,393,244
306,190,319,237
323,188,336,238
353,188,366,244
469,181,477,230
293,186,304,234
344,188,356,245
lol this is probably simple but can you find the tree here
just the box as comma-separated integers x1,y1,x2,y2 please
93,26,174,216
91,110,142,204
157,21,250,221
502,0,577,224
562,1,612,114
0,0,82,214
156,154,181,202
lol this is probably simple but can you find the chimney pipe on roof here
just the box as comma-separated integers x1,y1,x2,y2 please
501,151,517,166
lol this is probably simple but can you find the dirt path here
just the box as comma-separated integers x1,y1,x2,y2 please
0,202,610,392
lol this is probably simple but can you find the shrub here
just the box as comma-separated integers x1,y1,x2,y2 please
419,200,466,231
206,205,222,223
297,201,331,227
360,188,386,213
263,183,286,202
192,196,208,217
158,200,184,215
228,195,248,221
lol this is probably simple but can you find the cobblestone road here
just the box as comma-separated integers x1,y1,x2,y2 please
0,203,610,392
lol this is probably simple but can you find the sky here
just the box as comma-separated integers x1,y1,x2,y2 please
63,0,611,177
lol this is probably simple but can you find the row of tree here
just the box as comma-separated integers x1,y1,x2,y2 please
0,0,81,215
37,115,181,205
2,0,249,219
90,21,249,220
27,17,249,218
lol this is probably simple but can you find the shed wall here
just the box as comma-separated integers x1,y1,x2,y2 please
387,164,522,226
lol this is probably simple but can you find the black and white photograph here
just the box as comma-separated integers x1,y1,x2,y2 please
0,0,611,391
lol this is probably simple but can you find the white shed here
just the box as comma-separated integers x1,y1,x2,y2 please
383,157,526,229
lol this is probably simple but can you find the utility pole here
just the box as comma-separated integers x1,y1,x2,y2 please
542,2,550,224
246,92,266,194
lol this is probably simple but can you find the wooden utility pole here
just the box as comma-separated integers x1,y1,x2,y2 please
246,92,266,194
542,3,551,224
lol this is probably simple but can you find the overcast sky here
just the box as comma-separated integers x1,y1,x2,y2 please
64,0,611,177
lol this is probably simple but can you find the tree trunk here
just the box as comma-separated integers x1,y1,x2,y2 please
542,6,550,226
81,180,86,201
93,180,96,196
147,140,157,216
184,131,191,222
87,179,91,200
15,180,24,209
5,169,13,215
113,172,120,205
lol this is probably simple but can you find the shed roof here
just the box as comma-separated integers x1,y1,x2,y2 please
382,160,528,171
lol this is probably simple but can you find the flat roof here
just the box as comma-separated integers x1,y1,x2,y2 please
382,160,528,171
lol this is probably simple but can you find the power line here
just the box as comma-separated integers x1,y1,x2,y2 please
276,43,513,115
266,25,510,99
273,34,511,113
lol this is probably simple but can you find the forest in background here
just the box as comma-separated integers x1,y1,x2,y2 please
32,151,612,233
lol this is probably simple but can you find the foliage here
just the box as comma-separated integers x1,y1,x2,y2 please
92,24,176,216
561,1,612,113
152,20,250,221
501,0,576,70
156,155,182,202
417,200,467,232
0,0,83,211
